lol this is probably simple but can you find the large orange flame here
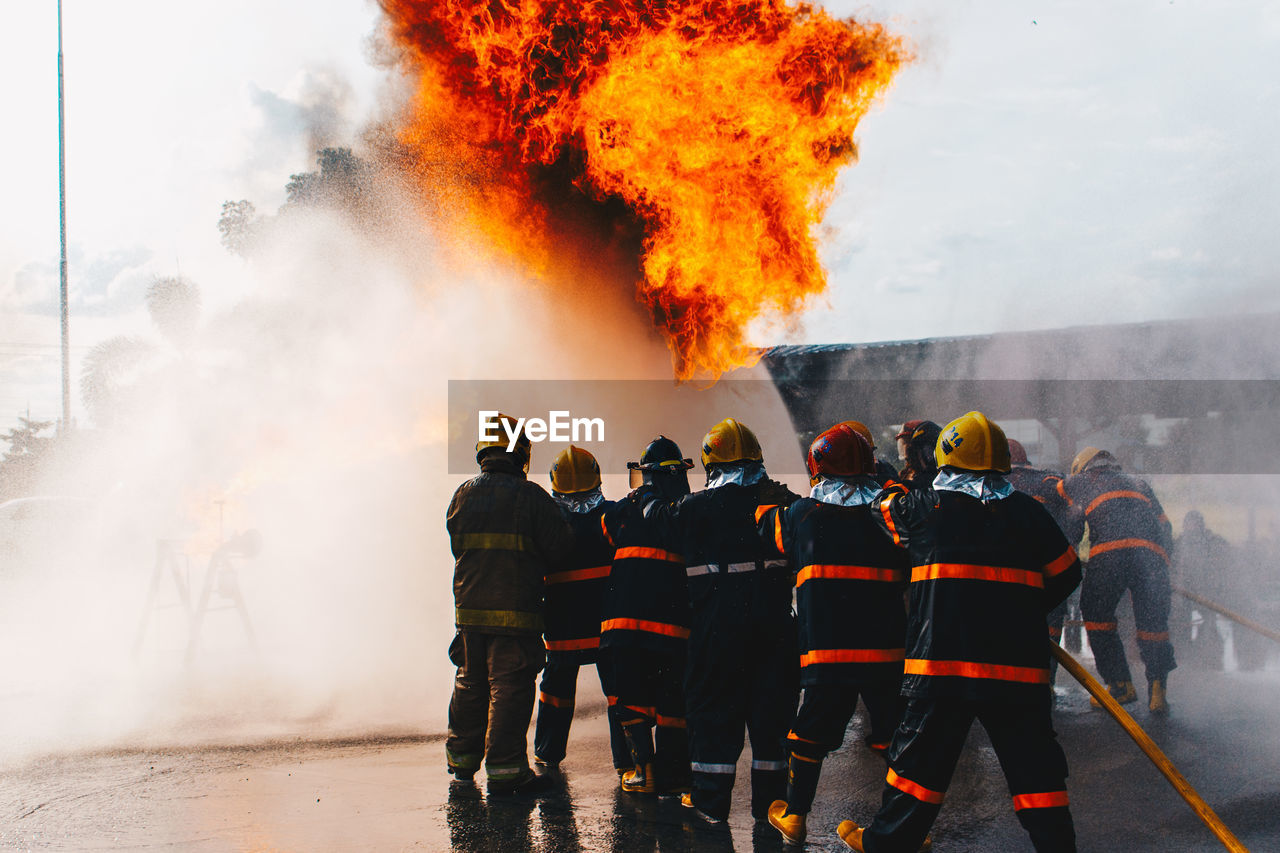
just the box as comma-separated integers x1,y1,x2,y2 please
381,0,910,379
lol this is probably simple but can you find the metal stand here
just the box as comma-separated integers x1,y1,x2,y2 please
184,543,259,664
132,540,192,658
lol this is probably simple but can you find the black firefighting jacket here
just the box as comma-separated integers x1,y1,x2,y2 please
671,478,801,633
875,485,1081,702
757,496,909,686
1007,465,1083,541
447,455,574,636
1059,464,1173,562
599,489,690,653
543,500,615,661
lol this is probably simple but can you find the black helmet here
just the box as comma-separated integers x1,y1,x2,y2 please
628,435,694,497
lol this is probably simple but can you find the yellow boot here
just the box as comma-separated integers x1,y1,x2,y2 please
837,820,932,852
767,800,807,845
1149,678,1169,715
1089,680,1137,707
621,762,656,794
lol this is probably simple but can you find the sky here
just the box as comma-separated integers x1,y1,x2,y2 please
3,0,1279,425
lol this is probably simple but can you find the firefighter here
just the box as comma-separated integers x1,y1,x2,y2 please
837,412,1081,853
532,446,631,775
899,421,941,488
1171,510,1228,670
843,420,903,486
758,423,909,845
662,418,801,823
895,420,925,467
599,436,694,795
1061,447,1176,713
1006,438,1084,683
446,413,573,795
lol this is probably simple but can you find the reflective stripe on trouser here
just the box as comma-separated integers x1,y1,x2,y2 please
685,601,799,820
1081,550,1176,686
863,694,1074,853
446,631,544,784
784,682,903,814
604,645,690,787
534,655,631,769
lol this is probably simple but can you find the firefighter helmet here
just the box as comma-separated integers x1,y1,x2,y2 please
628,436,694,494
896,419,926,441
550,445,601,494
701,418,763,467
1007,438,1029,467
1070,446,1114,476
475,412,532,471
935,411,1011,474
807,423,875,483
840,420,877,451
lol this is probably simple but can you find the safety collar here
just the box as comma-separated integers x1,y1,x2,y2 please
553,487,605,513
705,460,767,490
933,468,1015,503
809,476,881,507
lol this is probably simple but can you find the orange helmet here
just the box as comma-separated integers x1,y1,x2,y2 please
807,423,876,483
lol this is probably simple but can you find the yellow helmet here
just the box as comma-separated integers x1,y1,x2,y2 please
475,412,532,471
841,420,877,451
935,411,1011,474
701,418,763,467
1070,446,1113,476
550,445,601,494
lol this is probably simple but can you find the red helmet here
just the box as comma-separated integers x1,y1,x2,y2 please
1007,438,1028,466
896,419,926,441
807,423,876,482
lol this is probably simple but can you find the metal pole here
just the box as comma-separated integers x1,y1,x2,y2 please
58,0,71,433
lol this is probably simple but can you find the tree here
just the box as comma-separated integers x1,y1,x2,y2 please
217,200,259,257
284,147,369,210
79,337,156,429
145,276,202,350
0,416,56,499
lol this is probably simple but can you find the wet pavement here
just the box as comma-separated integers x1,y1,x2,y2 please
3,666,1279,851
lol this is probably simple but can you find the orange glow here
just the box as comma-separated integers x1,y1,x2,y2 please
380,0,910,379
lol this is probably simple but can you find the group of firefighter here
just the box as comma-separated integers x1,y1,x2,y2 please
445,409,1180,853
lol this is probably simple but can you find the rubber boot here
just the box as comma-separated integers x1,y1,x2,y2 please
1090,680,1137,707
837,820,933,852
621,723,657,794
1148,678,1169,715
784,754,823,816
767,800,807,845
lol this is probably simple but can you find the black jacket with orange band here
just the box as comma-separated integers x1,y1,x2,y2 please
599,489,691,654
543,501,616,663
756,496,909,687
1058,465,1173,563
874,485,1082,703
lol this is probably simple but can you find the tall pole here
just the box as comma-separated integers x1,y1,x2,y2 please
58,0,71,433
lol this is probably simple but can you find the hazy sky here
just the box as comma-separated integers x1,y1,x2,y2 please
3,0,1278,422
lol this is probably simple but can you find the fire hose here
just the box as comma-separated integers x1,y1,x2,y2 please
1050,644,1249,852
1174,587,1280,646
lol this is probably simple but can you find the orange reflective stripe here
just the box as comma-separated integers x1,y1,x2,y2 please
614,546,684,563
1056,479,1070,503
1047,626,1063,637
1137,630,1170,642
868,741,890,752
880,495,902,546
545,564,611,584
775,513,785,554
797,564,902,586
1089,538,1168,562
1013,790,1069,811
600,618,690,640
791,752,820,763
657,714,686,728
801,648,905,666
623,704,656,719
1085,490,1151,515
545,637,601,651
755,504,778,524
1043,547,1077,578
606,694,618,706
904,659,1050,684
539,691,573,709
1084,621,1117,632
911,563,1043,588
887,768,945,804
787,731,821,745
600,514,614,547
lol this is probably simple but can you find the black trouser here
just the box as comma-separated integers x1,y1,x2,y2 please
784,681,902,814
1082,550,1176,686
685,605,799,820
603,645,691,788
445,630,544,788
533,652,631,770
862,693,1075,853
